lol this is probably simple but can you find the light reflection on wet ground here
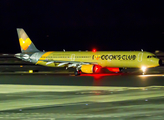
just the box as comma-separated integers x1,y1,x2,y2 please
0,85,164,119
0,73,164,119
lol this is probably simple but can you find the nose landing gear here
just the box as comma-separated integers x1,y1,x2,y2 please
141,66,147,75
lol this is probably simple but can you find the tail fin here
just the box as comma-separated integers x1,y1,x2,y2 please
17,28,40,53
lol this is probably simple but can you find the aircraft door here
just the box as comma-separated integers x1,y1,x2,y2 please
71,54,75,61
137,52,143,62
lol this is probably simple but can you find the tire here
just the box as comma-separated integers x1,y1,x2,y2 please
74,70,80,76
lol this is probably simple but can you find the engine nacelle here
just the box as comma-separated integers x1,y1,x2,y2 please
81,65,102,73
106,67,120,72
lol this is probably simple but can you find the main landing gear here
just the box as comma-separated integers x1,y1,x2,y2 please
74,70,81,76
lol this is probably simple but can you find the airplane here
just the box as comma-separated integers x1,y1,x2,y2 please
15,28,162,75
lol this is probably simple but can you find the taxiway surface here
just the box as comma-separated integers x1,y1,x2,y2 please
0,84,164,120
0,73,164,119
0,73,164,87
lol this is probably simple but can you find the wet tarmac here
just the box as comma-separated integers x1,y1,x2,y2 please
0,84,164,120
0,73,164,87
0,72,164,119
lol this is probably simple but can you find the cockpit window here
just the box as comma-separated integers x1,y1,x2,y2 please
147,55,157,58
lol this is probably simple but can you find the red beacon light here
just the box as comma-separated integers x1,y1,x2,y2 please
92,49,96,52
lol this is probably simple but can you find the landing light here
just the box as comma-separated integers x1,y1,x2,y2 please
141,66,147,72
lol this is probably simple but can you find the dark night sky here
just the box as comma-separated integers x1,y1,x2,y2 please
0,0,164,53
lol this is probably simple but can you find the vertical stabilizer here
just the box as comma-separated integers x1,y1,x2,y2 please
17,28,40,53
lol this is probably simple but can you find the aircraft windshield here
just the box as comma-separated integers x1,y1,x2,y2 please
147,55,157,58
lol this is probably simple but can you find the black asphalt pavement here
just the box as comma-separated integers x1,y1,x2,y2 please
0,73,163,87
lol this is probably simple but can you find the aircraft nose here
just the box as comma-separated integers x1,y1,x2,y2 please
159,59,163,66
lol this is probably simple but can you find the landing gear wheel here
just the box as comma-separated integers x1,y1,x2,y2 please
74,70,81,76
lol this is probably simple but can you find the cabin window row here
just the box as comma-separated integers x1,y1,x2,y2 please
41,56,91,58
75,56,91,58
42,56,70,58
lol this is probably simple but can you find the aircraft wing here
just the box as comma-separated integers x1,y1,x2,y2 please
38,59,98,66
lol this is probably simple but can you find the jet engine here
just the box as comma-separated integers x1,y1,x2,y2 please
81,65,102,73
106,67,120,72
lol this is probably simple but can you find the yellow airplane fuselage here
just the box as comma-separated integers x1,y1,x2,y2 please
35,51,159,68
